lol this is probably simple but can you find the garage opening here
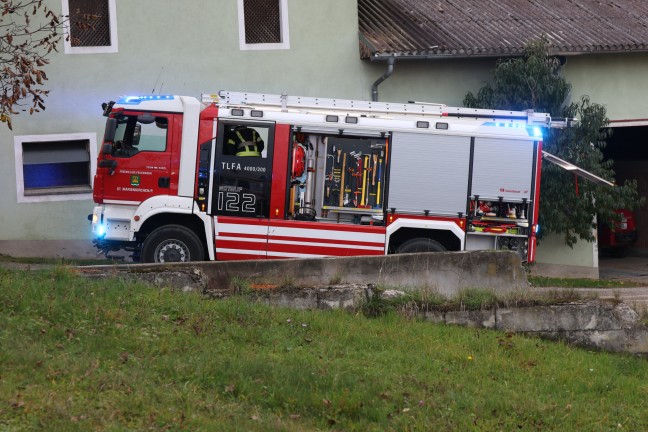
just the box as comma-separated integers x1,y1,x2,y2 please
602,124,648,255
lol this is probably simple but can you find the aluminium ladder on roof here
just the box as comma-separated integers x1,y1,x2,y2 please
202,90,575,128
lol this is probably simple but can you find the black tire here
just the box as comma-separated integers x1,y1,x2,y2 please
141,225,205,263
397,238,446,254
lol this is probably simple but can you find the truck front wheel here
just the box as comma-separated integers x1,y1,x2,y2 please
397,238,446,254
141,225,205,263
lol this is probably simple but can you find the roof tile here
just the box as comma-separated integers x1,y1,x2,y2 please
359,0,648,58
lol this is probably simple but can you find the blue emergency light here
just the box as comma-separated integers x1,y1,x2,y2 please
482,121,544,139
117,95,175,105
95,224,106,238
528,126,543,138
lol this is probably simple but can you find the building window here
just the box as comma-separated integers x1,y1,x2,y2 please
14,133,97,203
62,0,118,54
238,0,290,50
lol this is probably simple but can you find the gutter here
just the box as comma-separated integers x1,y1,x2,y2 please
368,48,646,61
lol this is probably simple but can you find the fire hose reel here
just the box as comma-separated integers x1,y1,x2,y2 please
292,143,306,178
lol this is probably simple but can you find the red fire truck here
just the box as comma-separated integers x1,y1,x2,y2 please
90,91,577,263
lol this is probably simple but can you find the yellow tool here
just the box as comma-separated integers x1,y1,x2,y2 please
372,153,378,185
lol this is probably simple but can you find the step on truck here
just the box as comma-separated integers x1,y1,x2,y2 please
89,90,580,263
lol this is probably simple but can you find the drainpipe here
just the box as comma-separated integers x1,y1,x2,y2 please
371,56,395,102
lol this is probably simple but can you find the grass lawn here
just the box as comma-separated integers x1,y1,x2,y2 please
528,275,642,288
1,267,648,431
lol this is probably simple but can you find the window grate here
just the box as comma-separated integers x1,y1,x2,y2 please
244,0,281,44
69,0,111,47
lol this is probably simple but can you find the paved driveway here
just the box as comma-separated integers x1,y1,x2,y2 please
537,256,648,312
599,256,648,283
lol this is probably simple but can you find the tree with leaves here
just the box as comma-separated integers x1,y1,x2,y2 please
0,0,65,130
464,38,643,247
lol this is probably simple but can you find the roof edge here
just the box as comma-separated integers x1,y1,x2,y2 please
368,49,648,61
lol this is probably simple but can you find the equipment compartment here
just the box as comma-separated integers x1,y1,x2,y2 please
287,133,387,224
468,196,531,236
321,137,386,213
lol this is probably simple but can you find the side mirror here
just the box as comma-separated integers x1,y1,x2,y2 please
132,124,141,146
99,159,118,175
99,160,118,169
104,118,117,142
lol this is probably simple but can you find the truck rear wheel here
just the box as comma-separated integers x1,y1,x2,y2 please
397,238,446,254
142,225,205,263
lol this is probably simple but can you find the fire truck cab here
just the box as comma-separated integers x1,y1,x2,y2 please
90,91,572,263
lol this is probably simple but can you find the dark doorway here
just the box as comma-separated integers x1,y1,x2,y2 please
602,125,648,253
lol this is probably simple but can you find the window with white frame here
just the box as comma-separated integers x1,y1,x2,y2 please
62,0,118,54
14,133,97,203
238,0,290,50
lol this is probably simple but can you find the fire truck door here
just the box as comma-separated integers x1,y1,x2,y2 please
100,112,178,204
209,120,275,260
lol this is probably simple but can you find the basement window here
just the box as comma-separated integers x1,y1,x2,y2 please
62,0,118,54
238,0,290,50
14,133,97,203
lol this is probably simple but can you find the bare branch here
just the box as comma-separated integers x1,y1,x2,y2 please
0,0,94,128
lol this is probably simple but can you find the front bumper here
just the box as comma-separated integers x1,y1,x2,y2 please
90,205,134,242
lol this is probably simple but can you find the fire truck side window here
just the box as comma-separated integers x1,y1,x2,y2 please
222,124,268,158
112,115,168,158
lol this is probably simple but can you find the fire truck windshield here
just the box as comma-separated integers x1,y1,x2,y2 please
111,114,168,157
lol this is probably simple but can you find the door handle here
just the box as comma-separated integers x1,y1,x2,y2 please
158,177,170,188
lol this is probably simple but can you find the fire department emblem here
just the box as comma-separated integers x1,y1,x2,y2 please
130,175,140,187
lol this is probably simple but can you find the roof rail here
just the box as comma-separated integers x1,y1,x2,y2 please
202,91,575,128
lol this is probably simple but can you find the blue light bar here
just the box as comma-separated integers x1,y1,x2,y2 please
482,121,544,139
117,95,175,105
483,121,527,129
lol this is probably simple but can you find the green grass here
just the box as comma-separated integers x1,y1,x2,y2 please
2,267,648,431
529,275,642,288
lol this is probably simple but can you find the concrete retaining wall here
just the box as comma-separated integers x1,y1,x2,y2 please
238,286,648,355
425,302,648,355
80,250,528,297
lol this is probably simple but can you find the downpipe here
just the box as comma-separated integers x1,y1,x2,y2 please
371,56,395,102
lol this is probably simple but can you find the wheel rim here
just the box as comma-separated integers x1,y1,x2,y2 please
154,239,190,263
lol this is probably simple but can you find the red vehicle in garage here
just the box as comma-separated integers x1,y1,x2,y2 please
599,209,637,257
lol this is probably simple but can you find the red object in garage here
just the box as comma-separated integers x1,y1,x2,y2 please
599,209,637,257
